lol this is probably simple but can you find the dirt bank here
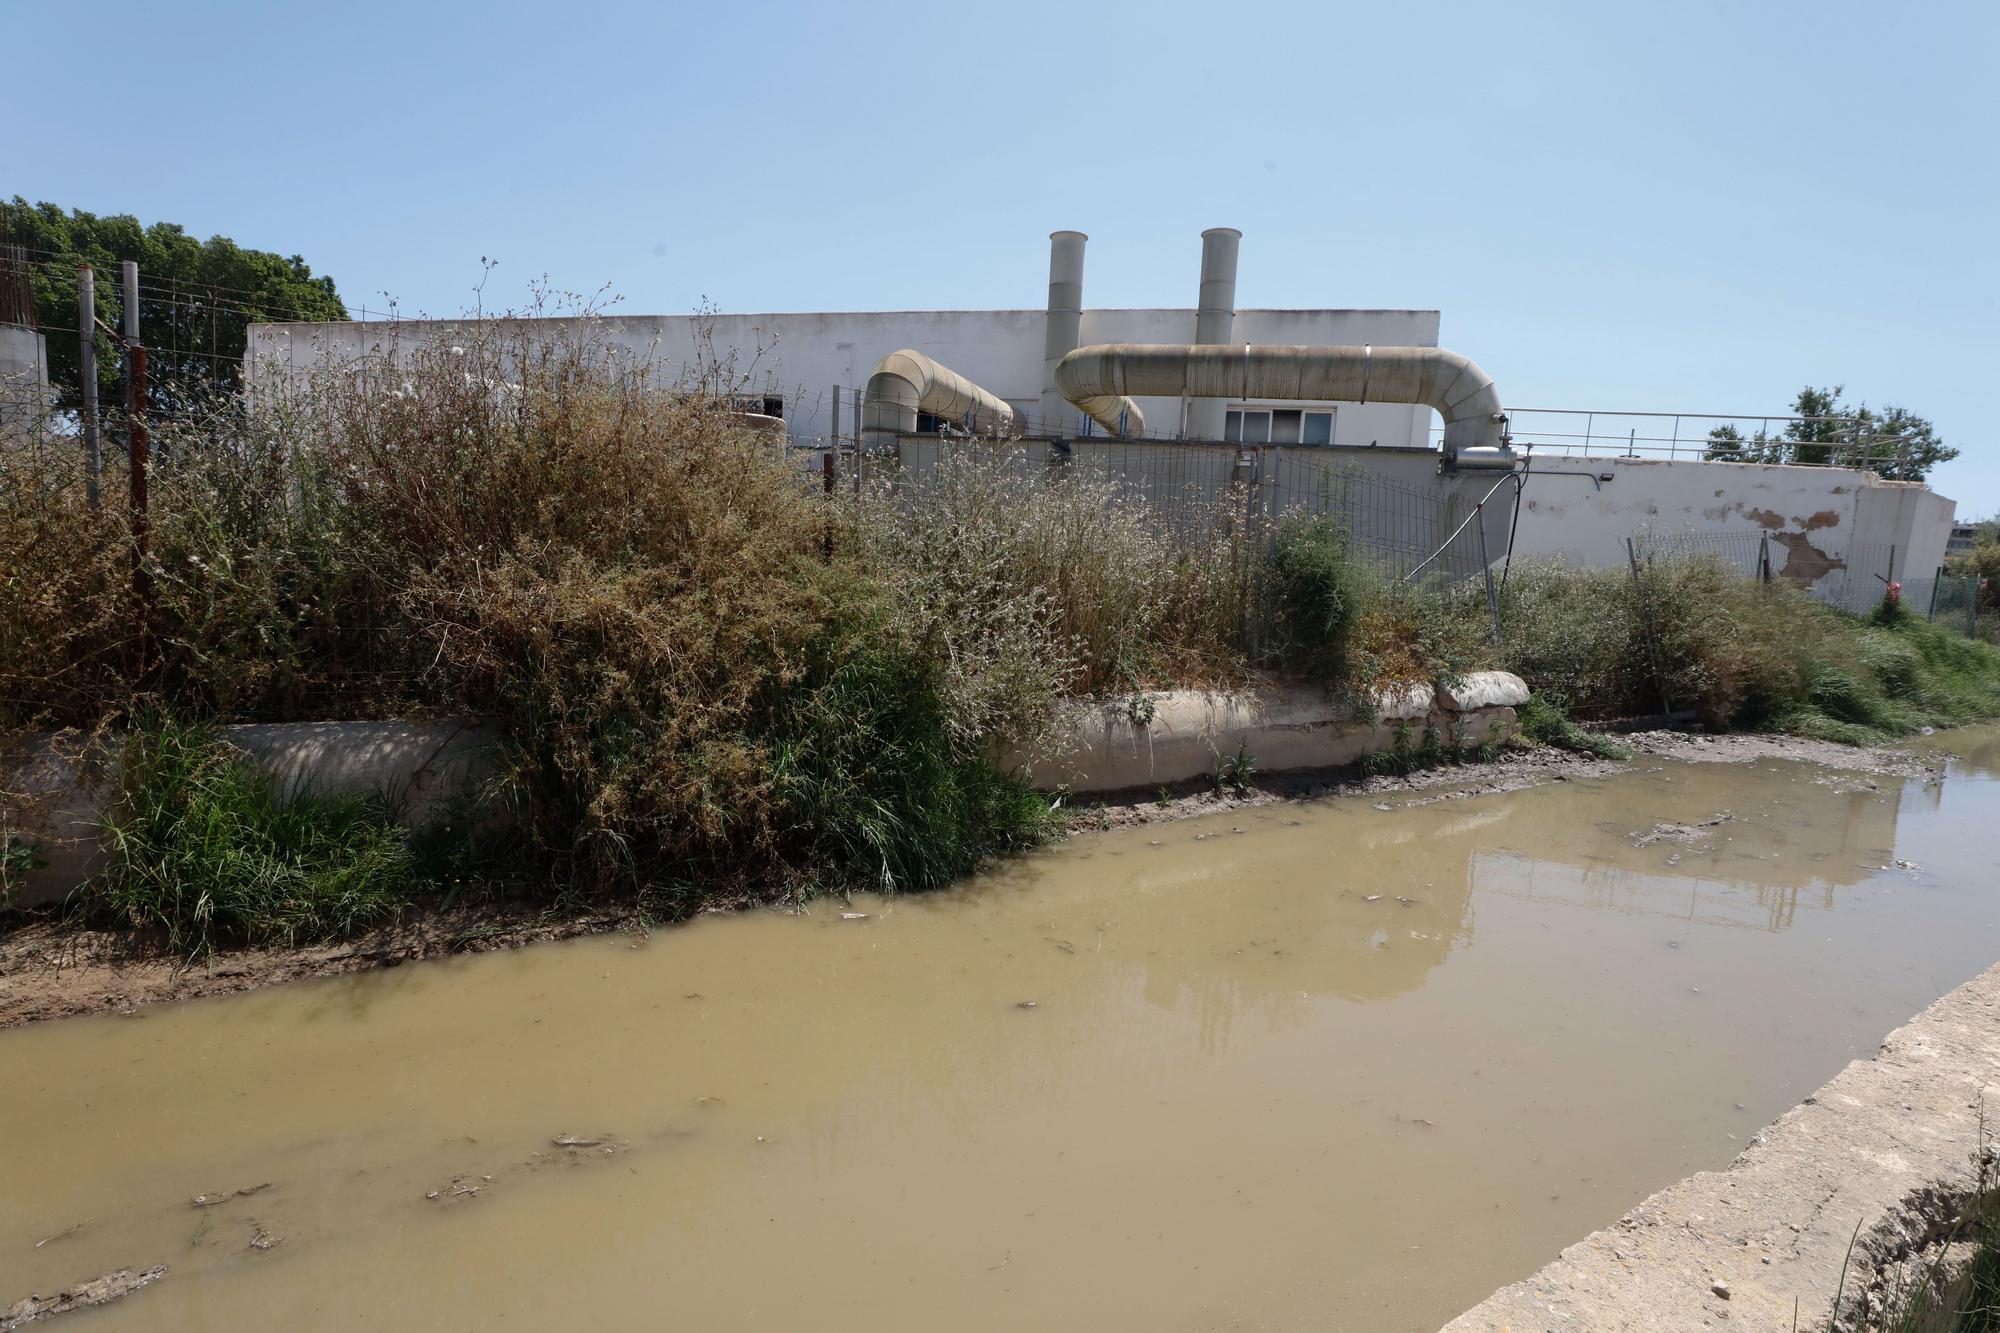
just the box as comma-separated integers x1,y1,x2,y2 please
0,729,1951,1031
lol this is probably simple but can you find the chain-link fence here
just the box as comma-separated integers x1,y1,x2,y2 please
806,437,1508,582
1632,530,1984,638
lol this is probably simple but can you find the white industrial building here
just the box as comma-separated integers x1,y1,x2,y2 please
247,230,1444,456
246,228,1959,603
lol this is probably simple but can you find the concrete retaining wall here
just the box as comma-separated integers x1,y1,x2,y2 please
1,722,500,909
5,674,1531,906
1441,959,2000,1331
1002,671,1529,794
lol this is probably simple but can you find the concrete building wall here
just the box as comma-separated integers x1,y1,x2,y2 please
247,307,1442,450
0,323,49,443
1852,482,1956,583
1508,453,1958,606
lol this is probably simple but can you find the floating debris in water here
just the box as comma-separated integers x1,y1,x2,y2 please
425,1176,485,1202
839,912,870,921
551,1135,605,1148
190,1183,270,1209
1014,1001,1038,1010
1,1265,167,1325
247,1223,281,1251
1364,895,1384,902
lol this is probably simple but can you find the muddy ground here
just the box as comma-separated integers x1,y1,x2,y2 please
0,728,1951,1031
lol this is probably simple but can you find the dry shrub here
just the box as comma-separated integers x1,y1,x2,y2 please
0,437,139,725
4,311,1055,898
858,448,1256,717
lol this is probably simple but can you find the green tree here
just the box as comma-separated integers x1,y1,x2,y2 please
1703,385,1956,481
2,198,346,416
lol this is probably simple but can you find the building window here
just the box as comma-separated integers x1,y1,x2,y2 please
1226,408,1332,445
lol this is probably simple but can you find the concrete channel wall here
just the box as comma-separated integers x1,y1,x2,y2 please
2,674,1529,906
1,722,500,909
999,672,1528,794
1441,959,2000,1331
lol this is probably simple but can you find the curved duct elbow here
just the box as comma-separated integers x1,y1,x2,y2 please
1069,389,1145,440
1056,343,1509,461
862,349,1021,452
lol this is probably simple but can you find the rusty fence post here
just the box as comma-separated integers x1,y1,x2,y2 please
821,449,835,562
78,265,101,506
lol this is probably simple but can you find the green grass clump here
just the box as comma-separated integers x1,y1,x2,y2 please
1263,515,1363,680
95,717,423,956
1770,604,2000,744
770,625,1059,894
1516,692,1632,759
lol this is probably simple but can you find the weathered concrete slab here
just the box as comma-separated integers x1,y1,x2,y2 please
1440,959,2000,1331
1002,675,1527,794
2,722,501,909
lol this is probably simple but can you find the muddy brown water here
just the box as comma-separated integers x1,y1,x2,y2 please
6,734,2000,1332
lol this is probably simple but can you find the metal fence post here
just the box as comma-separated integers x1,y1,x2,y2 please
1628,536,1673,716
129,339,151,662
1478,502,1500,645
820,450,835,562
78,265,100,506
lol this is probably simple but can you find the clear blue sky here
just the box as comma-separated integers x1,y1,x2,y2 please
11,0,1997,513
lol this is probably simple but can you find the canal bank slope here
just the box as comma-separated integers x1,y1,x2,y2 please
1440,958,2000,1332
0,729,1942,1031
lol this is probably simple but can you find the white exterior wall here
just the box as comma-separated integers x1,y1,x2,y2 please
0,323,48,444
1509,454,1958,606
247,307,1442,450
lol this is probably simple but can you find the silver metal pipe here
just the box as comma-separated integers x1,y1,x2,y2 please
862,349,1020,452
1056,342,1510,463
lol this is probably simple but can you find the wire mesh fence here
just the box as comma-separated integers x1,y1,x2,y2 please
1631,530,1985,638
801,436,1505,581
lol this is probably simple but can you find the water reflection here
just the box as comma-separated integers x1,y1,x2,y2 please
1470,768,1908,932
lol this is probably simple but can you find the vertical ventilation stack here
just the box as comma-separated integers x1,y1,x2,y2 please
1041,230,1087,436
1186,227,1241,441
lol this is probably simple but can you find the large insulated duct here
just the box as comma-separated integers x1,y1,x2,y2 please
1056,343,1513,465
862,349,1020,452
1186,227,1241,440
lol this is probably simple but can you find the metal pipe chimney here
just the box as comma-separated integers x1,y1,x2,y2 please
1041,231,1086,436
1186,227,1241,440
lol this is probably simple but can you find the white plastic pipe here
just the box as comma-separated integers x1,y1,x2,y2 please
1056,343,1510,463
862,349,1021,452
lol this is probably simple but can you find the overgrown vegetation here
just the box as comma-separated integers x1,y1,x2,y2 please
1487,558,2000,744
4,307,1058,939
95,717,419,956
1516,693,1631,760
7,303,2000,950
